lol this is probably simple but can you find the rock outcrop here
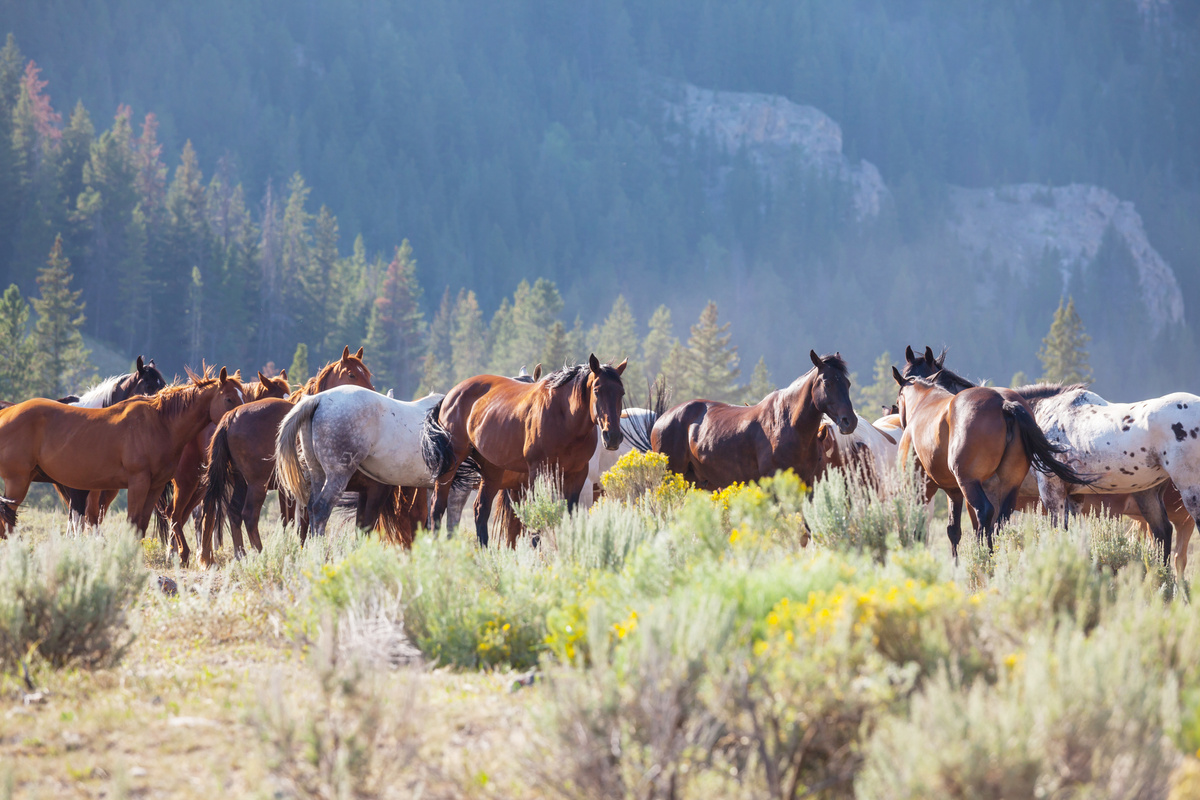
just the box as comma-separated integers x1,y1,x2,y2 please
655,79,888,220
947,183,1184,334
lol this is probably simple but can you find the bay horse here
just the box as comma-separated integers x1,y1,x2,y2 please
892,367,1088,555
903,345,1200,573
163,369,290,565
649,350,856,490
0,367,243,534
198,347,375,566
273,387,465,539
57,356,170,527
431,355,627,547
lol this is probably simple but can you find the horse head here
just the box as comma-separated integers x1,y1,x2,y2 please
131,355,168,398
588,354,626,450
319,346,375,392
810,350,856,435
208,367,246,423
254,369,291,400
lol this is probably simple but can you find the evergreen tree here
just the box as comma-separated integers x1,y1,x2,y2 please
451,289,487,382
662,340,689,400
489,278,562,373
0,284,33,400
542,319,568,370
853,351,897,416
0,36,24,278
31,235,91,397
1010,370,1029,388
363,240,425,397
1038,297,1093,384
289,342,309,388
741,356,775,404
682,301,740,402
416,286,454,395
186,266,203,368
155,138,211,362
642,304,676,389
596,294,643,397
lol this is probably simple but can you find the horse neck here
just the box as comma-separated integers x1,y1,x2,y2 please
108,374,136,403
161,388,217,444
779,371,822,435
558,375,597,436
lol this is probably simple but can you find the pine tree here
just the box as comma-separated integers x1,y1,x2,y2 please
489,278,563,373
1038,297,1093,384
0,36,24,278
682,301,740,402
741,356,775,404
0,284,33,400
596,294,643,397
416,287,454,395
542,319,568,370
31,235,91,397
451,289,487,382
852,351,897,417
289,343,310,388
1010,370,1029,388
186,266,203,368
363,240,425,397
642,305,675,388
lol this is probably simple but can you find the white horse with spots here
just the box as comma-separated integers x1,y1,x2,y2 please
273,385,465,539
1026,384,1200,575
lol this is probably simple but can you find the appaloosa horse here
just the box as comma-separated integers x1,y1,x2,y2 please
649,351,856,490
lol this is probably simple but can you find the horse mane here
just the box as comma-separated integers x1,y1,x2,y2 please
544,362,622,390
75,374,125,408
1012,382,1088,403
926,365,976,393
785,353,849,391
149,366,223,421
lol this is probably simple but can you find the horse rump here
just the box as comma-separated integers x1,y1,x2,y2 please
201,424,243,550
1003,400,1095,486
422,398,480,490
626,376,670,453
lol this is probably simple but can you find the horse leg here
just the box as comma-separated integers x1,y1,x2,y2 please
0,472,32,535
1132,485,1174,568
473,480,500,548
242,482,268,553
945,491,965,560
959,480,996,551
563,467,590,514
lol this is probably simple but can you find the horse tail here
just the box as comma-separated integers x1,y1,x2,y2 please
0,496,16,534
275,395,319,507
421,399,457,480
625,376,669,453
1002,400,1094,486
201,423,237,550
375,486,425,548
154,482,173,544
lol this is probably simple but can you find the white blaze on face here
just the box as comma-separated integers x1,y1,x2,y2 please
236,387,245,403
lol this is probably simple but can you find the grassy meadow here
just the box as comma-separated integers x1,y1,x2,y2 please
1,454,1199,799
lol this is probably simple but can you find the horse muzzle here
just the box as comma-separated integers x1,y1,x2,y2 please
836,416,857,436
602,429,624,451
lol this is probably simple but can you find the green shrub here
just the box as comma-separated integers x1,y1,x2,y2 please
804,459,928,563
514,470,568,537
0,532,147,669
548,499,657,573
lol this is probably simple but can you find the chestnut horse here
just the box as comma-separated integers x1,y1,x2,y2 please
0,367,243,534
892,368,1088,555
57,356,170,527
649,351,856,490
198,347,375,566
163,369,290,565
431,355,627,547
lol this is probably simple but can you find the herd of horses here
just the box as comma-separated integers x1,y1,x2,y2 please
0,343,1197,579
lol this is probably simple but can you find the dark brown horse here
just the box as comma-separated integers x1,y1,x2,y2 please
650,350,855,490
432,355,627,547
198,347,375,566
164,370,290,565
892,367,1087,555
0,367,243,534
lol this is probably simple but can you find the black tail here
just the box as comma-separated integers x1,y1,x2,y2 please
624,376,669,454
454,455,482,492
153,482,173,544
421,400,457,479
201,424,240,550
1003,401,1094,485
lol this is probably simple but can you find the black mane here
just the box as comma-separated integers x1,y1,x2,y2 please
1012,382,1088,403
816,353,849,377
545,362,622,390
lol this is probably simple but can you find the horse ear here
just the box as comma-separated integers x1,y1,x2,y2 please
614,358,628,376
136,355,144,372
810,349,823,369
935,349,946,368
892,366,908,387
219,367,228,383
354,346,364,359
924,346,936,364
905,345,915,363
258,371,268,385
588,353,601,373
342,345,351,361
533,364,542,380
280,368,287,380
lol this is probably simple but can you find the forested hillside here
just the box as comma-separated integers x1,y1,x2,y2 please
0,0,1197,398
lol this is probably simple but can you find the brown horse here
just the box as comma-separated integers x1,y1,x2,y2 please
163,369,291,565
198,347,375,566
892,367,1088,555
431,355,627,547
650,351,856,490
0,367,243,534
